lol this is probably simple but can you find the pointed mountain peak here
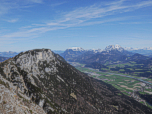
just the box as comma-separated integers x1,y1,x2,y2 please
105,44,124,52
67,47,85,51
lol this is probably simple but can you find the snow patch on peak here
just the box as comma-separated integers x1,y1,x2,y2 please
115,44,121,49
68,47,85,51
124,47,152,51
145,47,152,50
87,49,103,53
124,47,133,50
124,47,138,50
105,44,124,52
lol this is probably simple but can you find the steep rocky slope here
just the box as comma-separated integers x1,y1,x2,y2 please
0,76,46,114
0,49,152,114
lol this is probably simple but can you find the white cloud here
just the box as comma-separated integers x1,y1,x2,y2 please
27,0,43,4
62,0,152,22
0,0,43,16
6,19,19,23
1,0,152,46
0,1,17,15
45,0,152,29
50,2,66,7
119,22,142,24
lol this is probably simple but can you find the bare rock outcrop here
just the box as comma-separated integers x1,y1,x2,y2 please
0,48,152,114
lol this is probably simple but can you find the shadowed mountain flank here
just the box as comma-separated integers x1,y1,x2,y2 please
0,49,152,114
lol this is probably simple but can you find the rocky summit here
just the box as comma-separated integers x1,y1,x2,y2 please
105,44,124,52
0,49,152,114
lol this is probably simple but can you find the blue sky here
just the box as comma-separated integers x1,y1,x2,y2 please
0,0,152,52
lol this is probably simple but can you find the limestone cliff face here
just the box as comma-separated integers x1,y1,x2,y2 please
0,49,152,114
0,76,46,114
0,49,66,114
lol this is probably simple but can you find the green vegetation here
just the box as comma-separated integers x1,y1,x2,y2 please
77,66,138,95
145,89,152,92
74,62,152,111
119,69,125,71
146,102,152,109
29,110,32,114
75,62,152,96
117,93,122,95
130,61,136,64
139,91,150,95
101,68,109,70
101,60,152,79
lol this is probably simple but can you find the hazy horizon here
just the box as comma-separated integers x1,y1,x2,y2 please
2,44,152,53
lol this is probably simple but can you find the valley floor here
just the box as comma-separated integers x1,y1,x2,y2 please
69,62,152,109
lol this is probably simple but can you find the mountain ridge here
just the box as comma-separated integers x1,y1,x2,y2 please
0,51,18,57
61,45,133,62
0,49,152,113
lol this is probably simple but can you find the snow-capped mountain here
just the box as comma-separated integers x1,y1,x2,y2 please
67,47,103,53
60,47,86,61
0,51,18,57
61,47,104,61
125,47,152,51
86,49,103,53
124,47,152,55
67,47,85,51
143,47,152,50
60,45,133,61
124,47,140,51
105,44,124,52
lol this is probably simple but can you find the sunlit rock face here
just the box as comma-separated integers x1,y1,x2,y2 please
0,49,62,113
0,80,46,114
0,48,152,114
15,49,57,73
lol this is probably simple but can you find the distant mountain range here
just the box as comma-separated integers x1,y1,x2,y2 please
124,47,152,51
2,45,152,58
124,47,152,55
0,51,18,57
60,45,152,58
60,45,152,78
60,45,152,62
53,50,64,54
61,45,134,64
60,47,86,61
0,56,10,62
1,49,151,113
0,50,64,58
1,45,152,56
